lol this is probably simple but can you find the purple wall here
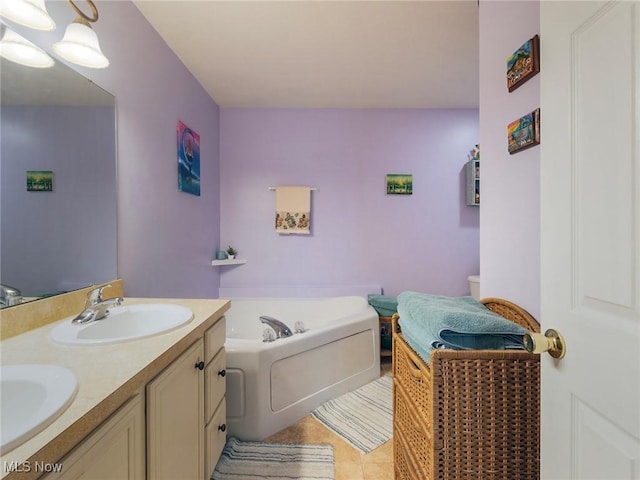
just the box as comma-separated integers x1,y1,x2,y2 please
219,108,479,298
1,106,116,296
17,1,222,298
95,1,221,298
479,1,540,319
5,1,484,301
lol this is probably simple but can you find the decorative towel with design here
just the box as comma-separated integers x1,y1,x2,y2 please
275,186,311,234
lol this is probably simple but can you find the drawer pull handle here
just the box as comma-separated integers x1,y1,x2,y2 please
218,369,226,377
218,424,226,432
194,361,205,371
407,356,423,379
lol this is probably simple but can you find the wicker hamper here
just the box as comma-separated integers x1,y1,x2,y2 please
392,298,540,480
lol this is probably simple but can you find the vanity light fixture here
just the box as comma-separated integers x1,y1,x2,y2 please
0,0,55,31
0,24,54,67
52,0,108,69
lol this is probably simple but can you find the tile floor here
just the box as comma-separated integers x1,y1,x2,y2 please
263,360,394,480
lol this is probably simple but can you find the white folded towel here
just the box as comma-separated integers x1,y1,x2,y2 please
275,186,311,234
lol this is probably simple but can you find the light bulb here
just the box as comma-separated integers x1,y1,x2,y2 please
52,20,108,68
0,0,56,31
0,26,53,68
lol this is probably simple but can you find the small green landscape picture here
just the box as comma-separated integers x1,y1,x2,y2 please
386,174,413,195
26,171,54,192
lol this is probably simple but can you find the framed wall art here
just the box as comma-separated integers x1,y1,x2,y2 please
386,174,412,195
26,170,53,192
177,120,201,196
507,108,540,154
507,34,540,92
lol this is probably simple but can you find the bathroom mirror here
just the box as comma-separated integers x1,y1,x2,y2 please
0,55,117,308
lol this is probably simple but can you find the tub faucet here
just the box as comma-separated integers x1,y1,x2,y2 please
72,284,123,325
259,316,293,338
0,284,22,307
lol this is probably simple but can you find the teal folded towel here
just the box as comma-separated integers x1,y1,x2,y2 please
397,291,527,362
367,294,398,317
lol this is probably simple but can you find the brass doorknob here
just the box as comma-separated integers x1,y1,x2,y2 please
523,329,566,359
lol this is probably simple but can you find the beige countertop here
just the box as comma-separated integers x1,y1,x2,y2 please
0,297,230,480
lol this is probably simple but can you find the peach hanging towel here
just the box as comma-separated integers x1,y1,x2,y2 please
275,186,311,234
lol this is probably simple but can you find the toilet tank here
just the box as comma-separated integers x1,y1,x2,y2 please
468,275,480,300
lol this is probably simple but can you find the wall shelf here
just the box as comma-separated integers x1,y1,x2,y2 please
465,159,480,206
211,259,247,267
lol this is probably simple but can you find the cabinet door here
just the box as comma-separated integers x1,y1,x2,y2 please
204,317,225,364
205,400,227,480
147,339,204,480
205,348,225,423
44,394,145,480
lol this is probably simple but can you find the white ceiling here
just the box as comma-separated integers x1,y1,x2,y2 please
133,0,479,109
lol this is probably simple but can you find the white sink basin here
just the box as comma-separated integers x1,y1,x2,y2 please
50,303,193,346
1,364,78,453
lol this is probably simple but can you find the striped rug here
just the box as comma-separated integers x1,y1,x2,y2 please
212,437,334,480
311,375,393,454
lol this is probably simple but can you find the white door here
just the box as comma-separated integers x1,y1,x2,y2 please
540,1,640,478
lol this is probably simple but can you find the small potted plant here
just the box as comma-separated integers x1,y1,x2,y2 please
226,245,238,259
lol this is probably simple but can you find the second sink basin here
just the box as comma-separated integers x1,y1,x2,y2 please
1,364,78,454
50,303,194,346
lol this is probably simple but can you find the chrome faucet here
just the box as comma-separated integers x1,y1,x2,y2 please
259,316,293,339
0,284,22,307
72,284,123,325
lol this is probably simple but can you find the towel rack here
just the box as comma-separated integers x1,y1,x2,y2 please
268,186,317,191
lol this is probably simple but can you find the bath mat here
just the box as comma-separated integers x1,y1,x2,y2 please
311,375,393,454
211,437,334,480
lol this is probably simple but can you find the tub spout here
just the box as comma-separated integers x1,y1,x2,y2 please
259,316,293,338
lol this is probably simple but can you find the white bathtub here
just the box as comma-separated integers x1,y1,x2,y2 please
224,296,380,441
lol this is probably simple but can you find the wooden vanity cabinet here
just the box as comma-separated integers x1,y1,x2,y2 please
41,315,227,480
147,339,205,480
43,394,145,480
146,317,227,480
203,318,227,478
